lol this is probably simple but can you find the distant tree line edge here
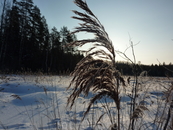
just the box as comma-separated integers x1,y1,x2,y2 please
116,61,173,77
0,0,172,77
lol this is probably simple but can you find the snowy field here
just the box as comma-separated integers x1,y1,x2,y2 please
0,74,173,130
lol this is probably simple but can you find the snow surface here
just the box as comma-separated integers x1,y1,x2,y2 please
0,75,172,130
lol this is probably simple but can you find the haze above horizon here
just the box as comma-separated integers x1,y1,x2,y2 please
33,0,173,65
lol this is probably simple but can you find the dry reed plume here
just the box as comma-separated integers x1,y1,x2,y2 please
67,0,125,129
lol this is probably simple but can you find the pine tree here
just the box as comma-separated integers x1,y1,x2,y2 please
40,16,50,73
0,0,9,69
50,27,62,72
60,26,77,54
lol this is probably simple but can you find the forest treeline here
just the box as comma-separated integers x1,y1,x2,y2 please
116,61,173,77
0,0,83,74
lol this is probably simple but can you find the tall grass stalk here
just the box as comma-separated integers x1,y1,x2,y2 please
67,0,125,129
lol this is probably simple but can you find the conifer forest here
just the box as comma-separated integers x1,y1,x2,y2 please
0,0,83,74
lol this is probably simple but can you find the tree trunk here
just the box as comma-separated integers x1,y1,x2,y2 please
0,0,7,63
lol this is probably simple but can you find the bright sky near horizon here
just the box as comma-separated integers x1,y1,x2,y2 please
33,0,173,65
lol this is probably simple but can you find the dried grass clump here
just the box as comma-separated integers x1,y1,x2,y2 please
67,0,124,126
11,94,22,100
131,105,148,120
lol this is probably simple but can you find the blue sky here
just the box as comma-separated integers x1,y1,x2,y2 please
33,0,173,65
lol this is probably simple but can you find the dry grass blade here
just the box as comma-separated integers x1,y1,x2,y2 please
11,94,22,100
70,0,116,58
74,0,95,17
82,90,120,121
44,87,48,95
0,121,7,130
0,88,4,92
131,105,149,120
163,82,173,103
94,112,106,128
